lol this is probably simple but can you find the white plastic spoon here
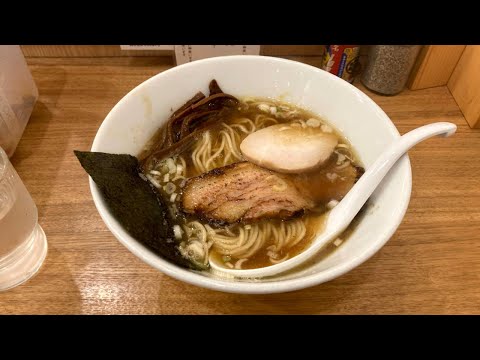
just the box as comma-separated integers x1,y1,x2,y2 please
209,122,457,278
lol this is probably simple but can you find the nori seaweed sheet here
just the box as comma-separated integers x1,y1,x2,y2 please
74,150,198,270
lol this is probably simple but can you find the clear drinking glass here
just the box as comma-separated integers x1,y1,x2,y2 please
0,146,47,291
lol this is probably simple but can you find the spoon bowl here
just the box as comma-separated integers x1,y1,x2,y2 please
210,122,457,278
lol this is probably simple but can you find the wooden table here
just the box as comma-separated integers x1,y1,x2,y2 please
1,57,479,314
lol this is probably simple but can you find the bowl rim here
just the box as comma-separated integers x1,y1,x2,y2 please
89,55,412,294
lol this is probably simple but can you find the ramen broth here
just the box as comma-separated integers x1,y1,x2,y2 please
141,98,363,271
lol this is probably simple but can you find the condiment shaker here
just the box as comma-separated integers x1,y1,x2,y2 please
361,45,421,95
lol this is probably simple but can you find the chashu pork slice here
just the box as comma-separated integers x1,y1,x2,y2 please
181,162,315,225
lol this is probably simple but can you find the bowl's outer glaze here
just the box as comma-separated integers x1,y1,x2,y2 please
89,56,411,294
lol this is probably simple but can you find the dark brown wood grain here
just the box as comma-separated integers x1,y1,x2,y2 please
0,56,478,314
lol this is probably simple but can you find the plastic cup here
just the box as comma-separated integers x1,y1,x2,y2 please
0,45,39,158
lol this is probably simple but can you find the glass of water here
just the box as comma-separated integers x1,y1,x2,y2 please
0,146,47,291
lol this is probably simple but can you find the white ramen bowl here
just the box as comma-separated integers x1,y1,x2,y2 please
90,55,412,294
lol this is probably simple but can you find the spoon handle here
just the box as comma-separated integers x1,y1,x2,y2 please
209,122,457,279
329,122,457,231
